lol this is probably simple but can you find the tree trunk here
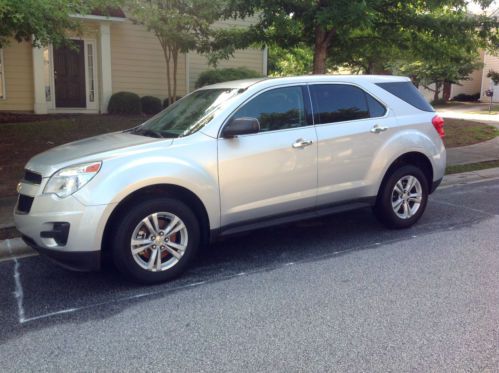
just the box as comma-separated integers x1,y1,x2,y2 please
172,49,178,103
162,46,173,106
366,61,374,75
433,82,441,102
443,81,451,102
312,27,335,74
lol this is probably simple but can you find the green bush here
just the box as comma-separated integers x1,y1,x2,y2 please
108,92,141,114
141,96,163,115
195,67,262,88
163,96,183,108
452,93,480,102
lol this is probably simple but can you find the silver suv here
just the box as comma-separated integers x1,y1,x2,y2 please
14,76,446,283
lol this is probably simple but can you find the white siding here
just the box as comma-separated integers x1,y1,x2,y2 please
0,41,34,112
110,19,187,101
450,51,484,99
481,52,499,102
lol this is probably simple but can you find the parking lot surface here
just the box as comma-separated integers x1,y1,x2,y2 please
0,179,498,372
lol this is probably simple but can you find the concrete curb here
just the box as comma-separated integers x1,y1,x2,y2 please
1,166,499,261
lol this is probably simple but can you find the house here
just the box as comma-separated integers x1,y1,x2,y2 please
0,10,267,114
418,6,499,103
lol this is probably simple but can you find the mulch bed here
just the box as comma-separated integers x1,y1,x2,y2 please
0,112,78,124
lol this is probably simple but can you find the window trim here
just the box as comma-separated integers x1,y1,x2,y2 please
218,83,313,138
0,48,5,100
307,82,389,127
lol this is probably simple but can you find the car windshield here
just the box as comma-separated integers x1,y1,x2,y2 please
130,89,241,138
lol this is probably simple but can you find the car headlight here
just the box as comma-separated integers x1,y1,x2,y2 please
44,162,102,198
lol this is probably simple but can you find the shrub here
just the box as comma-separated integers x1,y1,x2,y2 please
108,92,141,114
163,96,183,108
195,67,262,88
141,96,163,115
452,93,480,102
431,98,447,106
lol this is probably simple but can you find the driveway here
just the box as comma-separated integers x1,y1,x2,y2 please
0,178,498,372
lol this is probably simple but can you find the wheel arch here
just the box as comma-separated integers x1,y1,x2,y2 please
101,184,211,258
378,152,434,198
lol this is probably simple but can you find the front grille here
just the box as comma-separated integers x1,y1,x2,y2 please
24,169,42,184
17,194,34,214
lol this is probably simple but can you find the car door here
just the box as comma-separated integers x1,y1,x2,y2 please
309,83,396,206
218,85,318,227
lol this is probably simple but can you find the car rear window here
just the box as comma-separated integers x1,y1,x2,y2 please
376,82,434,112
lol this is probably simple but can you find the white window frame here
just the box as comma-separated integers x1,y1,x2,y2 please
84,39,99,111
0,48,6,100
44,45,56,109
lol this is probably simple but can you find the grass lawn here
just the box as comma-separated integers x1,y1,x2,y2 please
0,114,148,197
466,104,499,115
446,160,499,175
443,118,499,148
0,114,498,198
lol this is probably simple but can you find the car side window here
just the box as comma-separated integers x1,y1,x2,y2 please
231,86,307,132
310,84,385,124
366,94,387,118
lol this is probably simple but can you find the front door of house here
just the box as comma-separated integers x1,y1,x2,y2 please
54,40,86,108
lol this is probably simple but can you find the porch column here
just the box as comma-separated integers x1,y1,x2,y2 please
99,22,112,113
32,46,47,114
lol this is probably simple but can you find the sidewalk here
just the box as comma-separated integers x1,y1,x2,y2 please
446,136,499,165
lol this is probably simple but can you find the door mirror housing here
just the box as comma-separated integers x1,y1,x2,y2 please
222,117,260,138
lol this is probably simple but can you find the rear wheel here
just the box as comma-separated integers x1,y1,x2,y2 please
111,198,200,284
374,165,429,229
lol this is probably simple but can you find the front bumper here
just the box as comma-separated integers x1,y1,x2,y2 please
22,235,100,271
14,190,115,271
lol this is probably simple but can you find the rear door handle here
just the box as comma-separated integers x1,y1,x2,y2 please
370,124,388,134
292,138,313,149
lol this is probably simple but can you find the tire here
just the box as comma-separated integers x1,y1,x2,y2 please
374,165,429,229
111,197,200,284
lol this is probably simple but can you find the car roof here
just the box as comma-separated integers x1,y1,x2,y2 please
200,75,411,90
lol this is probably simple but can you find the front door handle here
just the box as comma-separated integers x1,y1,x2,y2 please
371,124,388,134
292,138,313,149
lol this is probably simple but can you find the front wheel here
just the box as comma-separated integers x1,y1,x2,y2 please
111,198,200,284
374,165,429,229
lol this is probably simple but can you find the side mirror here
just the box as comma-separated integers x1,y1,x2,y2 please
222,117,260,138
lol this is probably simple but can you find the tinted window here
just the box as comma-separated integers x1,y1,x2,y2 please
366,94,387,117
310,84,369,124
376,81,434,112
232,86,307,132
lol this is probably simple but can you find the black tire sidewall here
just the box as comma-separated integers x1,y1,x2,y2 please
112,198,200,284
376,165,429,229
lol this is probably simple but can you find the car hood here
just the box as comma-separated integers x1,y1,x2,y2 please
25,132,172,177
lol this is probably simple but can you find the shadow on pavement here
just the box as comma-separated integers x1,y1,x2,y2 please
1,181,495,344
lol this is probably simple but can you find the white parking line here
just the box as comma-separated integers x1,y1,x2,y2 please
13,200,496,325
17,233,438,324
0,237,38,263
432,199,497,217
7,239,26,323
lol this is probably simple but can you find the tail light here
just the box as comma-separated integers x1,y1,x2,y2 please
432,115,445,138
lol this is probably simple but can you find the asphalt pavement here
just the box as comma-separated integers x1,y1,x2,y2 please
0,179,498,372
